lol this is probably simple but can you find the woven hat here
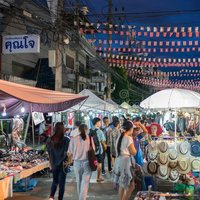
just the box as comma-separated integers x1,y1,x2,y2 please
147,141,157,152
169,169,180,183
168,160,178,169
147,150,158,161
177,158,191,174
190,157,200,172
168,149,178,161
158,153,169,165
157,165,169,180
191,141,200,157
147,161,158,175
158,141,168,153
178,141,190,155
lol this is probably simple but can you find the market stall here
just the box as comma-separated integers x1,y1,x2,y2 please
0,79,88,199
69,89,116,112
139,88,200,197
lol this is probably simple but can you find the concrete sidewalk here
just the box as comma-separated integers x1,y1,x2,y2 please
8,171,119,200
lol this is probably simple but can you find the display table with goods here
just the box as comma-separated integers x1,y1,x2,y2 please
134,191,199,200
143,138,200,199
0,150,49,199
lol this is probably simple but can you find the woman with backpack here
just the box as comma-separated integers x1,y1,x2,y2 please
46,122,70,200
68,124,95,200
112,120,137,200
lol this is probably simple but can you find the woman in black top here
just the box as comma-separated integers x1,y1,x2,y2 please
47,122,70,200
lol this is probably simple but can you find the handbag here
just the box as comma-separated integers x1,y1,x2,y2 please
101,141,107,152
88,136,97,171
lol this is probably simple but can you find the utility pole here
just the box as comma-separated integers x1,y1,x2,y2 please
75,2,80,94
55,0,64,91
106,0,112,99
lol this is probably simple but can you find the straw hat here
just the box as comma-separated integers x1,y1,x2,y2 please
191,141,200,157
158,141,169,153
157,153,169,166
169,169,180,183
177,158,191,174
168,148,178,169
190,157,200,172
157,165,169,180
147,140,157,152
147,150,158,161
178,141,190,155
168,149,178,161
147,161,158,175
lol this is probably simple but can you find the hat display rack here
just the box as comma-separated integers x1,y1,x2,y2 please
146,137,200,187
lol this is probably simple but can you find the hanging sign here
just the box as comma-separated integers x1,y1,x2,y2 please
32,112,45,126
2,34,40,54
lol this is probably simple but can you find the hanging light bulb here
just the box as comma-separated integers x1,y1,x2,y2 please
21,106,25,113
1,103,7,117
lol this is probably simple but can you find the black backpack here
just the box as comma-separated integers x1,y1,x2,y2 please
89,129,100,154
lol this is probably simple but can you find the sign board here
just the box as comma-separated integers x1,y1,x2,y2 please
2,35,40,54
92,76,104,83
32,112,44,126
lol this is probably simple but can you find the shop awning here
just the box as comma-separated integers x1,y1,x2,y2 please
0,79,87,115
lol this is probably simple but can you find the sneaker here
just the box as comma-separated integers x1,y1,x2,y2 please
102,171,106,176
109,169,113,174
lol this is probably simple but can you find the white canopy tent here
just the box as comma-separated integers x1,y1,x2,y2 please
106,99,127,113
68,89,116,112
140,88,200,139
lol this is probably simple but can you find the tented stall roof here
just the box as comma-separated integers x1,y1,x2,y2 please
140,88,200,110
0,79,87,115
68,89,116,112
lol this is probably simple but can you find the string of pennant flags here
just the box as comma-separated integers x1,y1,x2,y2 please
74,21,200,33
135,78,200,90
80,28,199,38
88,39,200,47
107,60,200,68
102,55,200,63
96,46,200,54
125,68,200,77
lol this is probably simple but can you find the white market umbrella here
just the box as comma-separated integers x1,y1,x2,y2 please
140,88,200,140
140,88,200,110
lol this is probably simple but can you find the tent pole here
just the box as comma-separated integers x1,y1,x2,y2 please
175,108,177,149
31,105,35,148
23,112,31,143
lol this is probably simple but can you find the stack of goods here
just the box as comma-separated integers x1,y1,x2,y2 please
0,150,49,179
134,191,194,200
146,140,200,183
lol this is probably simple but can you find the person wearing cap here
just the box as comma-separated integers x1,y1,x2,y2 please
132,118,148,166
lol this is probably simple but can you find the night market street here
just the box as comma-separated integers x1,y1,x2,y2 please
7,172,118,200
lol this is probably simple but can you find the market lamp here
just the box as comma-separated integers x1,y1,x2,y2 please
21,106,25,113
1,103,7,117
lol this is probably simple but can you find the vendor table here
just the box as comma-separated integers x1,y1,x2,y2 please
0,161,49,200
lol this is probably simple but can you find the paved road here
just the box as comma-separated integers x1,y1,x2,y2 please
8,170,119,200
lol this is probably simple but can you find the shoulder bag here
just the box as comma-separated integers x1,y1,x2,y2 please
88,136,97,171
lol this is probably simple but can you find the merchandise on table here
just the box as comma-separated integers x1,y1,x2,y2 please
0,150,49,179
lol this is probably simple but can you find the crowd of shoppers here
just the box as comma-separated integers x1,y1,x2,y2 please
46,115,161,200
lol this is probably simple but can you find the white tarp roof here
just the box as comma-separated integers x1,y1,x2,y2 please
140,88,200,110
68,89,116,112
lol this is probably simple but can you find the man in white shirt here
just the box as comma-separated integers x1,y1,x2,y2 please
70,121,81,138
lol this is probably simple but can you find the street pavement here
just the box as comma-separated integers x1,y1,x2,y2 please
7,169,119,200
